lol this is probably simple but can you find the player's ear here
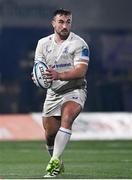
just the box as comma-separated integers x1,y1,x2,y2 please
51,19,55,28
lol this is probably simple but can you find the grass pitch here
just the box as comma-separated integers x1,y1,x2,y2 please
0,140,132,179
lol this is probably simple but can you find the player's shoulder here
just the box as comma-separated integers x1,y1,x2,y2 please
38,34,54,45
70,32,85,41
70,32,88,48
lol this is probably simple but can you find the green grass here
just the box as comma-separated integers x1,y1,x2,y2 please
0,140,132,179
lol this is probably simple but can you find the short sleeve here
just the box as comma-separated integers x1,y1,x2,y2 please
34,40,45,63
74,40,90,66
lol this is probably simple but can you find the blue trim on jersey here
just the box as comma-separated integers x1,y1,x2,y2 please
59,129,71,135
81,48,89,57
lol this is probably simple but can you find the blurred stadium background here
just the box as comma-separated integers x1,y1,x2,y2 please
1,0,132,138
0,0,132,138
1,0,132,178
0,0,132,113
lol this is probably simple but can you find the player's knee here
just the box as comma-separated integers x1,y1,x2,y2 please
61,115,74,129
61,105,81,128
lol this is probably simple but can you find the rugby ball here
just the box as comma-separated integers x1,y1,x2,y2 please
33,61,52,89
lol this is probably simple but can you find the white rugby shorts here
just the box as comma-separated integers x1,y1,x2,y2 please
42,89,87,117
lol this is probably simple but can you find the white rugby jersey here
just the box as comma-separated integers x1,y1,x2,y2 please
34,32,90,93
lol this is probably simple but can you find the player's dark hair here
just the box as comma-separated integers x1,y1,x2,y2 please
53,8,72,17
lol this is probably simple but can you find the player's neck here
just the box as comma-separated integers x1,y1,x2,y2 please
54,33,69,44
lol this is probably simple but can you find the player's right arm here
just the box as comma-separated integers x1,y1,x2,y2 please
34,40,44,63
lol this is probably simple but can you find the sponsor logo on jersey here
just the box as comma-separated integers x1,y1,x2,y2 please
81,47,89,57
63,47,69,54
46,45,52,53
72,96,78,99
52,63,71,69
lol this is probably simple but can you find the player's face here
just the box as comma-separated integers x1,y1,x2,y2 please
52,14,72,39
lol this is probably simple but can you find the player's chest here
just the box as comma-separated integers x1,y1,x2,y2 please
43,43,74,65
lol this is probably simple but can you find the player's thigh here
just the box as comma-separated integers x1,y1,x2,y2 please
61,101,82,129
43,116,61,134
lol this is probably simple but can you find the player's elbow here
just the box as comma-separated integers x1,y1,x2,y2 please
76,65,88,78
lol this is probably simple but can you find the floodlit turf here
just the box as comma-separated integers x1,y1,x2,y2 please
0,140,132,179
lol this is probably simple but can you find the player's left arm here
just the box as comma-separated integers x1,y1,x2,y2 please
58,41,90,80
46,60,88,81
46,42,90,81
58,60,88,80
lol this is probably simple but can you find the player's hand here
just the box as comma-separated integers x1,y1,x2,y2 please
31,72,36,84
45,68,59,81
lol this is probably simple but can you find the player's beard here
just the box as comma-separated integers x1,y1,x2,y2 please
58,29,70,40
